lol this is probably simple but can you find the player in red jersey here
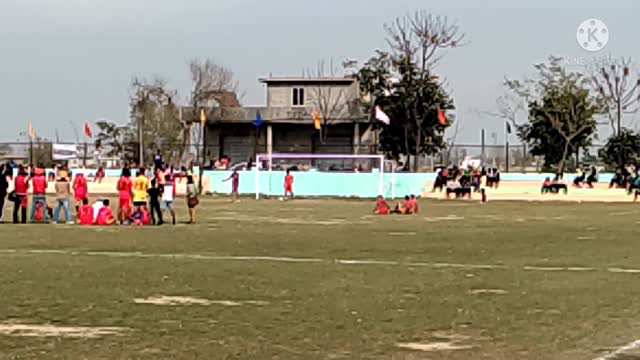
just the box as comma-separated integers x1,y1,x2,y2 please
73,173,88,214
78,198,94,225
223,169,240,201
373,195,390,215
96,199,115,225
116,168,133,224
284,169,294,200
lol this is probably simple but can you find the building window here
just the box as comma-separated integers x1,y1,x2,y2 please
292,87,305,106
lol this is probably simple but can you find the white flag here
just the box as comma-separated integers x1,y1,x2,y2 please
375,106,390,125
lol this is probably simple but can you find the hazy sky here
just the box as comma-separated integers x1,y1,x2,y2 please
1,0,638,143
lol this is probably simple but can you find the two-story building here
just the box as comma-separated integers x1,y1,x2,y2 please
183,76,376,166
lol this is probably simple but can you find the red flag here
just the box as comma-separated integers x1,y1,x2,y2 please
437,108,446,125
84,123,92,138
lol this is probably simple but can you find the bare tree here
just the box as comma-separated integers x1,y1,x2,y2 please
384,11,465,171
305,59,349,141
130,76,179,164
186,58,241,160
591,57,640,135
385,12,465,70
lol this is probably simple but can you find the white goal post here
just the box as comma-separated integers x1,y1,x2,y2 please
254,153,385,200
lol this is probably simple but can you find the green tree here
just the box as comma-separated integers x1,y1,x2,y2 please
95,120,136,163
598,128,640,170
509,56,600,172
358,12,464,170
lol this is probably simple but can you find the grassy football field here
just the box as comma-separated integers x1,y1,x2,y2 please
1,198,640,359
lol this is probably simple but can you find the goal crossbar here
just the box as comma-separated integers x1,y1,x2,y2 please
254,153,385,199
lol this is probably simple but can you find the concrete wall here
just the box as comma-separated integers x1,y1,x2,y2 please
207,170,619,198
266,82,359,114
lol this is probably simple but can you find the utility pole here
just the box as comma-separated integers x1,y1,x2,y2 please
505,122,510,173
199,108,207,194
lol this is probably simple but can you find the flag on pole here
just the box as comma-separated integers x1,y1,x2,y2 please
437,108,446,125
28,123,36,140
312,111,321,130
506,122,512,134
375,106,390,125
252,111,263,127
199,109,207,127
84,122,93,138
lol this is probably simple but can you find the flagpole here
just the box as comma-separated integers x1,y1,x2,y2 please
505,121,510,173
29,139,33,165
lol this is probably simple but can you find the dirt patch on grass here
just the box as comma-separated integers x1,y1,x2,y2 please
134,295,268,307
0,322,128,338
468,289,508,295
396,333,473,352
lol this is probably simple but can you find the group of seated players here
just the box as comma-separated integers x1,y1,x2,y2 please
432,166,500,199
374,195,419,215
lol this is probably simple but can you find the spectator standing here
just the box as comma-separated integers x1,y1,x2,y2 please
13,166,29,224
0,164,8,222
53,176,73,224
186,175,198,224
153,151,163,172
73,173,88,214
30,167,48,223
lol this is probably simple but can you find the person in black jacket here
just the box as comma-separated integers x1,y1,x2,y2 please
0,164,8,222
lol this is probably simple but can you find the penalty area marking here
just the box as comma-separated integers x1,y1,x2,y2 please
594,339,640,360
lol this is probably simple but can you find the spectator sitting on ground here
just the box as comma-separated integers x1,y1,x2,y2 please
609,169,627,188
373,195,390,215
409,194,419,214
392,196,412,214
486,168,500,188
96,199,115,226
446,177,472,199
586,166,598,188
431,167,448,192
545,174,568,194
78,198,94,225
573,168,586,187
628,171,640,195
541,177,554,194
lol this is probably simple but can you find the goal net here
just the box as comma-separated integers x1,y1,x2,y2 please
254,153,386,199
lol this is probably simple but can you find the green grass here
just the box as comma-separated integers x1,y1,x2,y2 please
1,198,640,359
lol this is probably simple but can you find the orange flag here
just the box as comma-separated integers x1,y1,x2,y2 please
28,123,36,140
312,111,321,130
437,108,446,125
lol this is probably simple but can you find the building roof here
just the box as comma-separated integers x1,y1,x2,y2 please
259,76,356,85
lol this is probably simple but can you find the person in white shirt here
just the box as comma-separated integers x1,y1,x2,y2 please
161,174,176,225
92,198,104,223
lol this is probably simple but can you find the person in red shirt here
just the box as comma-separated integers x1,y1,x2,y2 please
403,195,418,215
95,166,105,184
409,194,419,214
30,167,48,223
223,169,240,201
77,198,94,225
373,195,390,215
73,173,88,214
116,168,133,224
284,169,294,200
13,166,29,224
96,199,115,225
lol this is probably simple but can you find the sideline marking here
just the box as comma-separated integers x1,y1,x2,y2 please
594,339,640,360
